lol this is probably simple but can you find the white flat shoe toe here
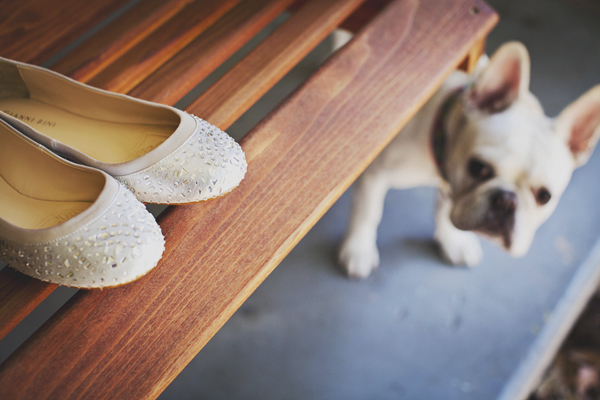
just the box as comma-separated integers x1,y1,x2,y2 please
0,120,165,289
116,115,247,203
0,57,247,204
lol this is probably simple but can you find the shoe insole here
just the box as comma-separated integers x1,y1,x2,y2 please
0,98,172,163
0,174,92,229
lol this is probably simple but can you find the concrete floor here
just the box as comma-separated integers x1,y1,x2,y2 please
1,1,599,399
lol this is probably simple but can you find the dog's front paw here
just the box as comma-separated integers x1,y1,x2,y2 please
339,240,380,279
436,230,483,267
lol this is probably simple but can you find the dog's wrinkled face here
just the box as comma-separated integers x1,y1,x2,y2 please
446,100,574,256
442,42,600,257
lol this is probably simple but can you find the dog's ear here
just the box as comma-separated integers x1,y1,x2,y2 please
555,85,600,167
469,42,530,113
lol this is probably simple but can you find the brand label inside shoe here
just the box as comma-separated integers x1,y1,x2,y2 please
3,110,57,127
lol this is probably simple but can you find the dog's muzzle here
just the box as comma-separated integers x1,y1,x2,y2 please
478,189,517,249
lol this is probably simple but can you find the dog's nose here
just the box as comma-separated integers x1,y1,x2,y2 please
490,189,517,217
480,189,517,249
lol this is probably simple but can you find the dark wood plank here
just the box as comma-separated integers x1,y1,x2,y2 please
0,0,294,341
0,0,130,64
51,0,206,79
128,0,297,104
0,1,497,399
186,0,366,129
77,0,244,93
340,0,393,33
0,268,57,340
0,0,131,341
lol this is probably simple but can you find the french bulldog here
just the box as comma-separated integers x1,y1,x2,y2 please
339,41,600,278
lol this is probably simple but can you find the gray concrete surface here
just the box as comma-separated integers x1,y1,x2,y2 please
1,1,599,399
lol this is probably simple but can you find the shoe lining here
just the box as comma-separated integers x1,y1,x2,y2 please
0,175,92,229
0,98,172,163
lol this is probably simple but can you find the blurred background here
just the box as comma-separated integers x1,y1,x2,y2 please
1,0,599,399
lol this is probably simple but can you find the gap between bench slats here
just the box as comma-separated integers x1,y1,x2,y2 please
0,1,497,398
0,0,366,341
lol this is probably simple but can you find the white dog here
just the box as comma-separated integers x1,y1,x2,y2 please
339,41,600,278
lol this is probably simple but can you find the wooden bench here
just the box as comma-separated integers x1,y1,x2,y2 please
0,0,497,398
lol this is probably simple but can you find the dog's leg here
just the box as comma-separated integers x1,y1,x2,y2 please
339,170,390,278
434,189,483,267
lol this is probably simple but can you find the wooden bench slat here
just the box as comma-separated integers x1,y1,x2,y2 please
0,0,130,64
0,268,56,340
340,0,392,33
0,1,497,398
51,0,210,80
127,0,297,105
187,0,366,129
0,0,291,339
72,0,245,94
0,0,132,340
0,269,49,342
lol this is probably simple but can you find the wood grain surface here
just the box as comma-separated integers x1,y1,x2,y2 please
80,0,244,93
0,0,294,340
0,1,497,398
340,0,393,33
0,268,57,340
127,0,297,104
186,0,366,128
0,0,135,341
0,0,129,64
51,0,217,80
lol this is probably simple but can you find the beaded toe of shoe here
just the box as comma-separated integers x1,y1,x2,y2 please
116,115,247,204
0,187,165,289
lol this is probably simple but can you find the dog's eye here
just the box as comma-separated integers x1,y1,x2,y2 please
536,187,552,205
468,158,494,181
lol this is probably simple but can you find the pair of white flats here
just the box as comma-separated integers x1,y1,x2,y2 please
0,57,247,289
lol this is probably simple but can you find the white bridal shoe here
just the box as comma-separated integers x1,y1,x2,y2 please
0,57,247,204
0,119,165,288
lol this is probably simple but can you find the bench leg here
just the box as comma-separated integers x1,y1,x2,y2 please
458,37,487,73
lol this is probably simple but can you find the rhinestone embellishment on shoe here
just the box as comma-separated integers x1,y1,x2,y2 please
116,115,247,204
0,187,165,289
